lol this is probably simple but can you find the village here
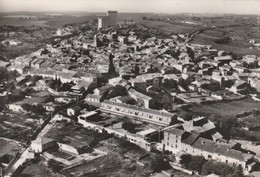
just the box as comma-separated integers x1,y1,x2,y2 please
1,11,260,177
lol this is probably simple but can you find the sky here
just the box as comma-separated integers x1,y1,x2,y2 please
0,0,260,14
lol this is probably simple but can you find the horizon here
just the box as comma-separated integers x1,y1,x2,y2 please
0,0,260,15
0,11,259,16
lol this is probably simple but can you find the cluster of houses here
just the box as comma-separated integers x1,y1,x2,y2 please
3,20,260,173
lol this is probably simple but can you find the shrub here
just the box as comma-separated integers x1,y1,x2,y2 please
201,160,234,176
180,154,206,172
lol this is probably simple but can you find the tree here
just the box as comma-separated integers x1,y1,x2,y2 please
150,156,171,172
47,159,63,173
0,67,9,81
229,165,244,177
21,103,46,114
180,154,192,167
186,156,206,172
187,47,194,60
107,85,127,99
108,53,116,74
201,160,234,176
122,121,137,133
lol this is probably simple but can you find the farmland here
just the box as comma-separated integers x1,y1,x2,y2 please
0,138,23,157
0,112,43,143
189,97,260,118
20,161,61,177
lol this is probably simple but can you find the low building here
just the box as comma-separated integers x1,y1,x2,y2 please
128,88,154,109
93,84,114,96
67,106,81,116
162,124,255,171
248,77,260,92
100,100,177,126
85,94,102,106
31,137,57,153
229,80,248,94
8,103,25,113
129,78,147,93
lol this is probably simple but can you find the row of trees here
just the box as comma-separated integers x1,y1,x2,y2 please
180,154,244,177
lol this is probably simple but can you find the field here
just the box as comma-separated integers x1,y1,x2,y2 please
64,153,152,177
0,138,23,157
0,112,43,143
191,22,260,55
0,14,96,27
20,161,61,177
189,97,260,118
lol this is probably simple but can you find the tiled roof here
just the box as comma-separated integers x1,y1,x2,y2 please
102,100,175,118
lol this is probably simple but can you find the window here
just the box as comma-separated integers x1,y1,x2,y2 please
149,115,153,118
208,155,212,159
159,118,162,121
226,160,228,164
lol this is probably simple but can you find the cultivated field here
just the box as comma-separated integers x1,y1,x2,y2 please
0,138,23,157
189,97,260,117
20,161,61,177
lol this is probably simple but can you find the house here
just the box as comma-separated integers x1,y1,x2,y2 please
109,96,135,104
43,102,59,112
31,137,57,153
67,106,81,116
129,78,147,93
0,61,10,68
164,127,189,154
233,73,252,81
214,55,233,64
33,80,48,91
136,128,158,140
162,118,255,171
108,77,125,86
199,59,220,68
71,80,94,93
85,94,102,106
128,88,154,109
230,80,248,94
219,64,232,75
8,103,25,113
8,97,44,113
93,84,114,96
248,78,260,92
243,55,258,67
233,66,248,73
250,69,260,78
136,73,163,89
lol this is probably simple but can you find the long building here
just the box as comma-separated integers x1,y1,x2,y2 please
100,100,176,126
163,126,255,172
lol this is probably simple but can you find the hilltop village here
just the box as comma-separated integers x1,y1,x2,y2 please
1,11,260,177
